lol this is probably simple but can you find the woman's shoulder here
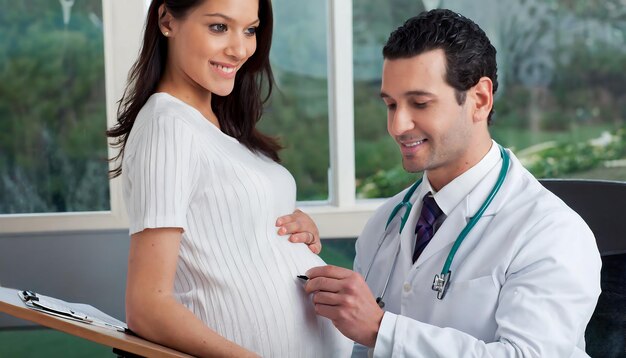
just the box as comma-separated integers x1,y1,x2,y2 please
129,94,200,141
124,94,203,163
136,93,198,128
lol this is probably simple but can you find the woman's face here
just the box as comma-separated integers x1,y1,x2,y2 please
163,0,259,97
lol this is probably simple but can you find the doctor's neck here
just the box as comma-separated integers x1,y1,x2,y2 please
426,138,493,192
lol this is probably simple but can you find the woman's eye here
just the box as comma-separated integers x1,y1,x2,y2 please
386,103,396,111
412,102,427,109
209,24,227,33
245,27,257,36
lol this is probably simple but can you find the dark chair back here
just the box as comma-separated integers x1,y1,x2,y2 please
540,179,626,358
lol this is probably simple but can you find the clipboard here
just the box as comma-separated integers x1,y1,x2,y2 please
0,286,193,357
17,289,128,333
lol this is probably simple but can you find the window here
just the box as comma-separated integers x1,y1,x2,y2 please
1,0,623,239
353,1,421,199
260,0,330,201
353,0,626,199
0,0,108,214
318,238,357,269
0,1,144,233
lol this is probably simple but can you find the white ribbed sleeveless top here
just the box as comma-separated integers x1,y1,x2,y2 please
122,93,352,357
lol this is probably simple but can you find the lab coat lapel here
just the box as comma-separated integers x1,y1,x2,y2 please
413,155,507,267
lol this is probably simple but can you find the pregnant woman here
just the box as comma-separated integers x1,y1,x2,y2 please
106,0,352,356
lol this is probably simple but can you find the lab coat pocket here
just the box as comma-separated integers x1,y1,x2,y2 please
433,275,499,340
446,275,497,292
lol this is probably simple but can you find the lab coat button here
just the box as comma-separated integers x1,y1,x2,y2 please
403,283,411,292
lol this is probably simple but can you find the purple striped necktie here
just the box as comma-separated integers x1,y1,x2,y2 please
413,193,444,263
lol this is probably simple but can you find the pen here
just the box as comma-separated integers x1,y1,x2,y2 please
297,275,309,282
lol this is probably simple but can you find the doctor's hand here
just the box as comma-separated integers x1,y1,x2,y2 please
276,209,321,254
304,265,384,347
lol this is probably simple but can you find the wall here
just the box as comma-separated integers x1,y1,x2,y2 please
0,230,129,328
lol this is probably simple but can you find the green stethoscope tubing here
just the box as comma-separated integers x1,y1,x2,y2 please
442,144,510,274
380,145,510,295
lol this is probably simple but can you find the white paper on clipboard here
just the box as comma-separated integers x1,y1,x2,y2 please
18,290,127,332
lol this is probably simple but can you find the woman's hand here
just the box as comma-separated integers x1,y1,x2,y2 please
276,209,321,254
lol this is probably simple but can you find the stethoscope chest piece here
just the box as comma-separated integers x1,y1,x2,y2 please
432,271,452,300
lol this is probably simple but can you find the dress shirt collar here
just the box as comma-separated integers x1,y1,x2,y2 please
419,140,501,216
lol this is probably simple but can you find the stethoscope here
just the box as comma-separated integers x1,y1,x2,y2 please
364,145,510,307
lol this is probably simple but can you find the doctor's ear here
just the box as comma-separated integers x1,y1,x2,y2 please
158,4,175,37
469,77,493,124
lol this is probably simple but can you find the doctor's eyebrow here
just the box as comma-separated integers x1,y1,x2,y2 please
404,90,435,97
380,90,435,99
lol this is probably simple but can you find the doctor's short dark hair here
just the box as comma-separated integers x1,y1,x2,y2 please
383,8,499,124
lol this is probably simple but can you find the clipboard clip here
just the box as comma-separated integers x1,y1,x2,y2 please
21,290,39,302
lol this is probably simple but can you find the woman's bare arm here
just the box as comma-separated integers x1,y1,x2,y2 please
126,228,258,358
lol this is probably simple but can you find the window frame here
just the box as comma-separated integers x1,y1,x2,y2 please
0,0,382,238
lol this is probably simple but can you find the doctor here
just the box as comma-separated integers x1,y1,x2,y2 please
303,9,601,357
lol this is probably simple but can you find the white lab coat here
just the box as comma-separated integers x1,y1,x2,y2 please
353,149,601,357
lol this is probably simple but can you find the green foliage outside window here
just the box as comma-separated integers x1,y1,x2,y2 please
0,0,108,214
519,129,626,179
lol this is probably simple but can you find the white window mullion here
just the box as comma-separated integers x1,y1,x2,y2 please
326,0,355,208
104,0,146,228
303,0,382,239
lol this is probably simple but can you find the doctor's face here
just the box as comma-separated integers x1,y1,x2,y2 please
380,49,477,189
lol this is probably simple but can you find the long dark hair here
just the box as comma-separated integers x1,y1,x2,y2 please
106,0,279,178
